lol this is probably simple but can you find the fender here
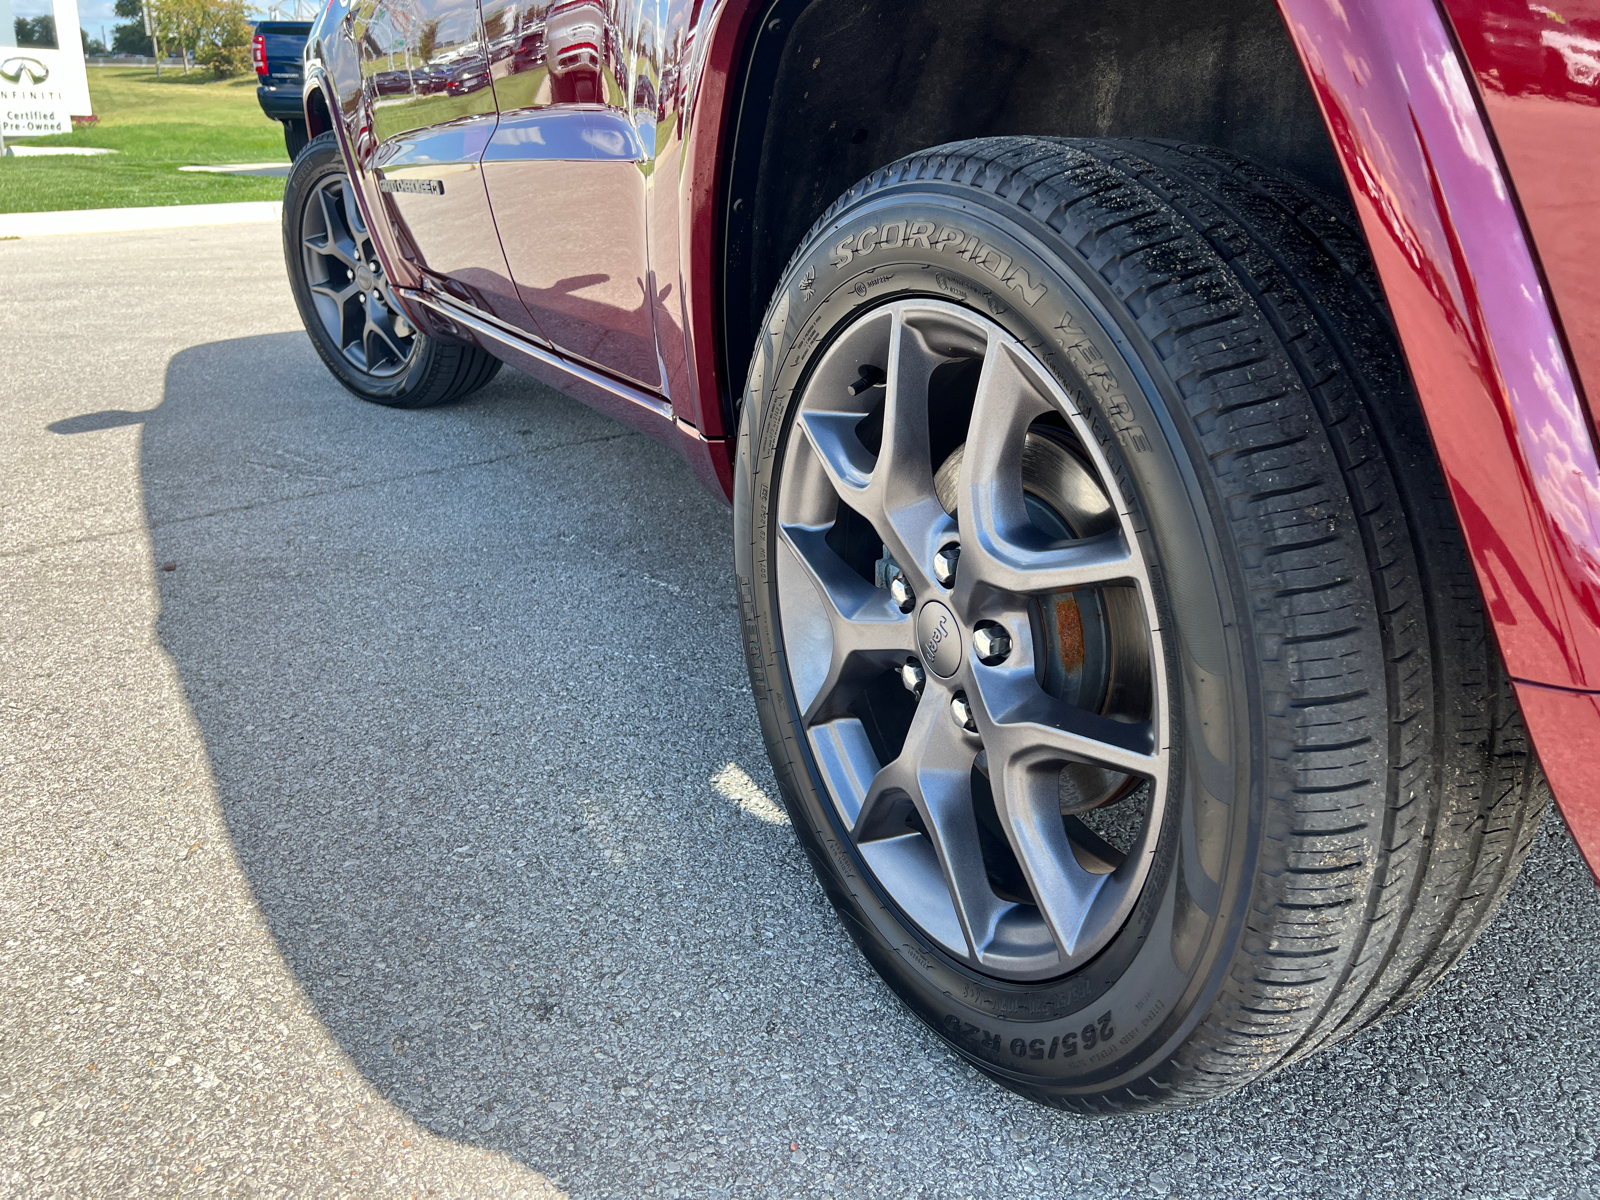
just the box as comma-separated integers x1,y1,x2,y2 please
1276,0,1600,874
300,61,429,327
672,0,768,492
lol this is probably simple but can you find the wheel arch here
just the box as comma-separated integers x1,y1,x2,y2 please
714,0,1344,420
303,76,333,139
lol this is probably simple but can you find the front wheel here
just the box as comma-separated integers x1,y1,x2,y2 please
281,131,501,409
733,137,1547,1112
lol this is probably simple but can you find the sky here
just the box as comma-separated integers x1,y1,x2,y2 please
13,0,289,44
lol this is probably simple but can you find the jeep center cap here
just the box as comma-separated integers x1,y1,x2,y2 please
917,601,962,678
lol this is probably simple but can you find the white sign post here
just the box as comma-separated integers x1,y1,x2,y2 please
0,0,94,144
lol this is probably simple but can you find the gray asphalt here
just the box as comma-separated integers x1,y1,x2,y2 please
1,223,1597,1200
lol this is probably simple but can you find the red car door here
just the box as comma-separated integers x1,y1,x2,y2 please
479,0,665,392
355,0,530,331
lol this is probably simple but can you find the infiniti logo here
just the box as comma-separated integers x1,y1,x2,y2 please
0,56,49,85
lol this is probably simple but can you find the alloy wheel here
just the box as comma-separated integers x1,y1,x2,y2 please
774,300,1170,982
300,174,415,378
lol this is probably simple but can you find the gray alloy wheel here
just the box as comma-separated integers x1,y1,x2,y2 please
281,131,503,409
299,173,416,379
774,299,1168,981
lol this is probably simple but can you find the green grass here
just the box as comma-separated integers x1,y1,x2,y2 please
0,68,291,213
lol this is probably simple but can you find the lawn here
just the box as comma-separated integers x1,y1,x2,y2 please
0,68,291,213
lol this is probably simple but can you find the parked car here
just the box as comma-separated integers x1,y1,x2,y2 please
546,1,612,105
251,20,312,158
281,0,1600,1113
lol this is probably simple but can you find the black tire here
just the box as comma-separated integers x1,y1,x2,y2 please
283,118,309,162
282,131,502,409
732,136,1548,1112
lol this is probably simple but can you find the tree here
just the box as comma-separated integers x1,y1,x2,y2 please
152,0,204,72
416,18,440,63
196,0,252,78
82,28,109,55
14,15,58,48
147,0,252,76
111,21,154,55
109,0,153,56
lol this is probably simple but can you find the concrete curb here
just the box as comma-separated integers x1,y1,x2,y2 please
0,201,283,239
178,163,293,178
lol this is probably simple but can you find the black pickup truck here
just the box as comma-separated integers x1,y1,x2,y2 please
251,21,312,158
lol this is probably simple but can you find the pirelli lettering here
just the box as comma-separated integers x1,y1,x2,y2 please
829,221,1046,308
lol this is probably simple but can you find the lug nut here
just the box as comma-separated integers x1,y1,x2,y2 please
899,659,925,697
973,623,1012,665
951,691,977,732
933,544,960,588
888,571,915,612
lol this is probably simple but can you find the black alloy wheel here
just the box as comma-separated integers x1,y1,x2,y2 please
282,131,502,409
734,137,1548,1112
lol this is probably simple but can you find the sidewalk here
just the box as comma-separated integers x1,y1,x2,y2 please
0,200,282,239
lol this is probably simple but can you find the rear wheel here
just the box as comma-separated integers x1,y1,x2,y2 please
282,131,501,409
733,136,1548,1111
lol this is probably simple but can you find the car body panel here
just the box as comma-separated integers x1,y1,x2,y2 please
1442,0,1600,419
1276,0,1600,874
347,0,528,321
305,0,1600,873
478,0,666,390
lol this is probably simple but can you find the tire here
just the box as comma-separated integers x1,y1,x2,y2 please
732,136,1548,1112
283,118,309,162
282,131,502,409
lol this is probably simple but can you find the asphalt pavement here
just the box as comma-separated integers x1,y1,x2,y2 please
1,223,1598,1199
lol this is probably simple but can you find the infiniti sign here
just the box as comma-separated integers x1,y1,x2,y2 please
0,2,94,139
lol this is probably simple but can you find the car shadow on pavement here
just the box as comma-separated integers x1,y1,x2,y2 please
137,332,1600,1199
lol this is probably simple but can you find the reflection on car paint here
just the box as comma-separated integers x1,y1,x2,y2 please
476,0,668,390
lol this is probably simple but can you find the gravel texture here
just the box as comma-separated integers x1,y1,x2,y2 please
1,225,1597,1199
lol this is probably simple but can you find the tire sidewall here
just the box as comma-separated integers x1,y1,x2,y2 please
734,180,1264,1101
282,132,438,406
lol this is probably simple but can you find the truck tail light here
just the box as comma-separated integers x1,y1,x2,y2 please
252,33,268,76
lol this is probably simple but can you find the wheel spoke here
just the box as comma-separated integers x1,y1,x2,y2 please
955,336,1138,601
981,748,1110,958
797,309,956,596
317,185,362,268
777,523,915,724
855,689,1007,958
365,299,410,366
310,280,360,307
975,670,1159,777
970,676,1159,957
344,184,371,239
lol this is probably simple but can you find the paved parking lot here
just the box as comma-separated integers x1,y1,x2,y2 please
2,224,1598,1199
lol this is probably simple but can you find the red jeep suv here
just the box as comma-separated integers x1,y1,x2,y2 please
281,0,1600,1112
